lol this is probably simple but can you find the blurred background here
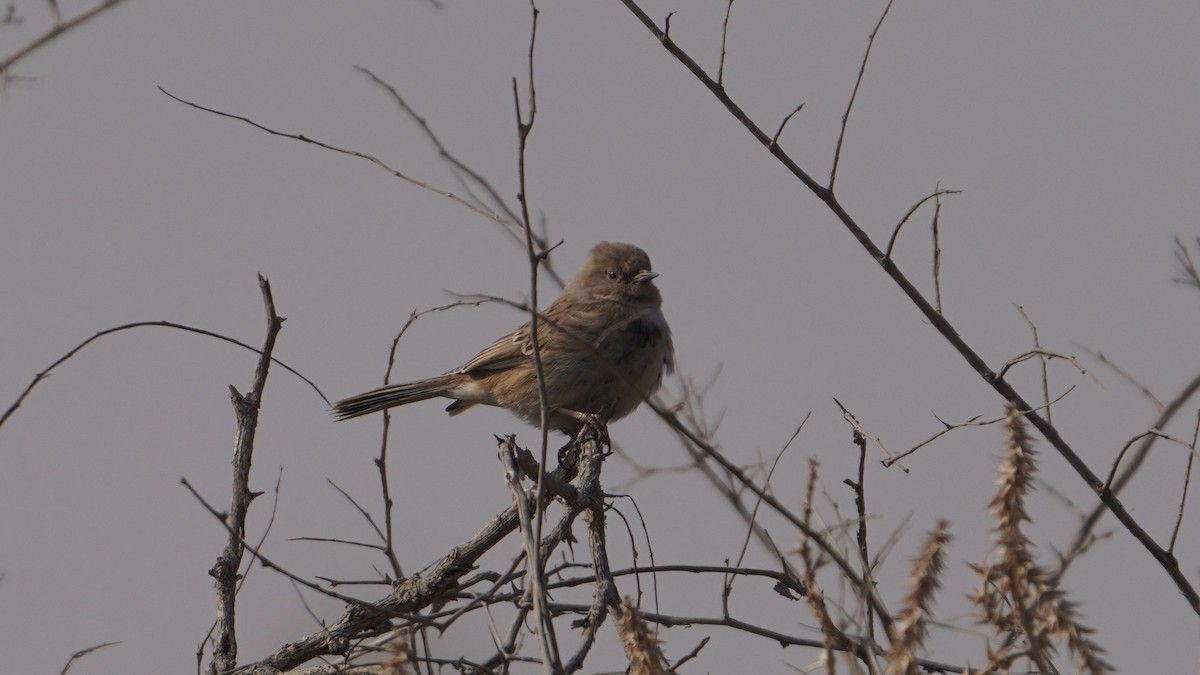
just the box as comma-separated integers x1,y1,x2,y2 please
2,1,1198,672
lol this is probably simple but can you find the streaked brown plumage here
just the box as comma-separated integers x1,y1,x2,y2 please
333,242,674,433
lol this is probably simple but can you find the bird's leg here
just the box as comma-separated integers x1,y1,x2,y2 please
563,410,610,453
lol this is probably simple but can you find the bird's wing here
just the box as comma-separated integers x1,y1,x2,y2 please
455,324,533,374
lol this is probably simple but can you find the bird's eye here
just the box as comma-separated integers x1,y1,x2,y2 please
607,270,618,280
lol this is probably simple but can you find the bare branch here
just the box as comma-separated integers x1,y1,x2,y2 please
1054,367,1200,583
1,318,326,432
196,468,285,671
158,87,521,237
840,408,880,673
994,348,1098,388
883,187,961,261
770,103,805,147
227,434,588,673
353,65,567,286
717,0,734,87
0,0,128,83
210,275,284,674
834,397,908,473
59,641,121,675
1074,343,1165,412
619,0,1200,614
931,186,945,314
829,0,896,189
1167,411,1199,554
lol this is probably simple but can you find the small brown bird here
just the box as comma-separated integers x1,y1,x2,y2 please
333,242,674,434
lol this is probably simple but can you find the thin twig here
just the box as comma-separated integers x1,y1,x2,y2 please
1053,370,1200,583
884,412,990,467
994,348,1097,386
834,397,907,472
353,66,566,286
1104,429,1189,489
510,4,563,672
1073,343,1165,412
829,0,896,189
59,641,121,675
158,87,522,238
0,319,326,432
728,416,808,595
182,477,430,622
646,394,893,628
770,104,805,147
324,479,388,548
0,0,127,81
717,0,734,87
842,412,879,674
1168,411,1199,554
1015,305,1053,424
931,186,945,314
883,187,961,261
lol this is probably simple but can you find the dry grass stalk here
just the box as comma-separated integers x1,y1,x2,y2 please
381,627,415,675
970,406,1111,674
796,458,840,674
616,596,672,675
884,520,951,675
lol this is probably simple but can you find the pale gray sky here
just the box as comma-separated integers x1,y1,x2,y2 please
2,1,1198,672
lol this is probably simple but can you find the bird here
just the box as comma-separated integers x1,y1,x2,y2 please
333,242,674,434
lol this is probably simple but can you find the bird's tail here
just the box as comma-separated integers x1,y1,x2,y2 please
332,375,456,420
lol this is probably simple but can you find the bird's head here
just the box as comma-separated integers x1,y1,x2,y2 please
568,241,662,307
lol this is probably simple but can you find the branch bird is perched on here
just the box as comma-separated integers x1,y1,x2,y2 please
333,242,674,434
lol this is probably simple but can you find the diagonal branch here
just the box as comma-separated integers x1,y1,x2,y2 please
618,0,1199,614
0,0,127,81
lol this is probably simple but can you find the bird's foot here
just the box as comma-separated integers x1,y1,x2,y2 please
564,410,609,451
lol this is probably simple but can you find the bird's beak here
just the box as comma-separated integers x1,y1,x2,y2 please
633,270,658,283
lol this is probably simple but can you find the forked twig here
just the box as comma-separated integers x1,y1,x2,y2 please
158,87,521,237
883,187,961,261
